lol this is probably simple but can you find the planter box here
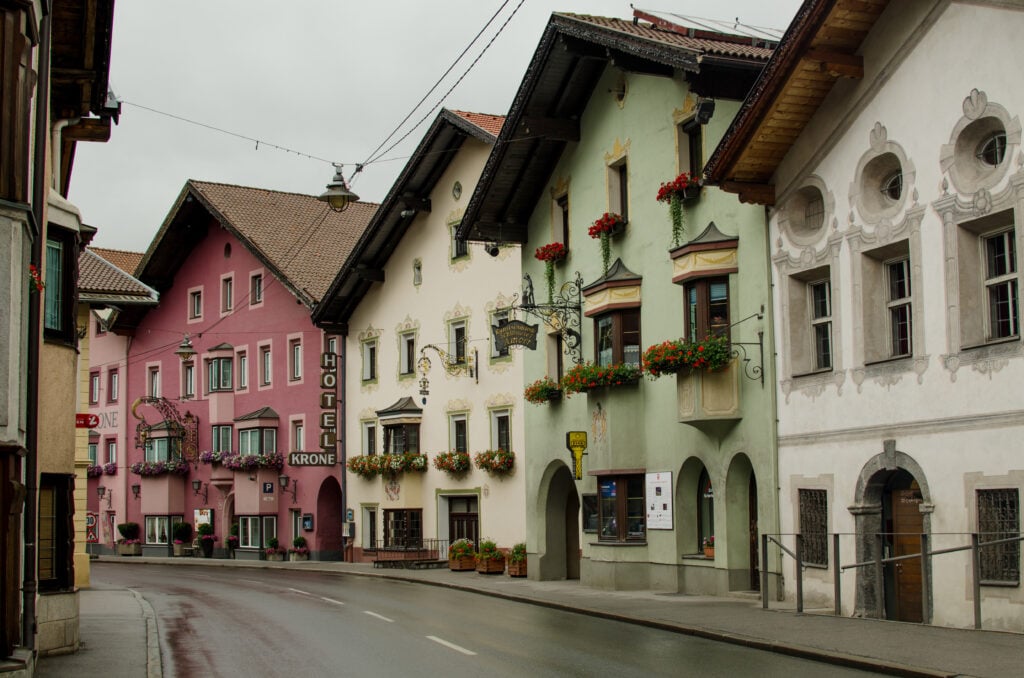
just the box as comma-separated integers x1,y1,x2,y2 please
266,553,285,562
704,547,715,559
172,544,192,557
289,553,309,562
677,360,741,424
117,543,142,556
476,558,505,575
449,556,476,571
508,561,527,577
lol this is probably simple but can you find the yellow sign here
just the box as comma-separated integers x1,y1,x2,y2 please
565,431,587,480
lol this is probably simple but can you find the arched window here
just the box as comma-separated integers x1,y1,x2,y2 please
698,468,714,551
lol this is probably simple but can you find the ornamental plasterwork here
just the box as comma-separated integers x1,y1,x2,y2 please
671,247,738,282
447,215,472,273
582,285,641,317
672,94,698,125
484,293,515,316
358,408,377,420
549,176,570,199
446,399,472,414
357,325,382,343
939,89,1021,196
442,303,472,324
603,138,630,166
848,123,917,228
394,316,419,334
779,369,846,405
484,393,516,409
777,175,836,248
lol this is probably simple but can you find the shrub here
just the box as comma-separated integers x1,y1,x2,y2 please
476,538,503,562
172,522,193,543
509,542,527,564
449,538,475,560
117,522,140,541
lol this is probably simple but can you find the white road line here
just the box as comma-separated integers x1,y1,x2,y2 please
363,610,394,623
239,579,268,586
320,596,346,606
287,587,311,596
426,636,477,656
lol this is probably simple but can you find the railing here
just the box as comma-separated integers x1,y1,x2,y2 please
368,538,450,563
761,532,1023,629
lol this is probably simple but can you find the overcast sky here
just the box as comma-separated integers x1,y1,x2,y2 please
69,1,802,252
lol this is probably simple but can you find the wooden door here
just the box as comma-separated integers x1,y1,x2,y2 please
749,474,760,590
891,489,923,622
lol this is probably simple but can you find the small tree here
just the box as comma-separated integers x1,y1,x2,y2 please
172,522,193,543
117,522,140,542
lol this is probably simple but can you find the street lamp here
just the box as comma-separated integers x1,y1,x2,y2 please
131,484,141,500
174,334,196,363
317,163,360,213
278,474,298,504
191,479,209,504
97,485,112,508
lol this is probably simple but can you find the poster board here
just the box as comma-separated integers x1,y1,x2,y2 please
645,472,673,530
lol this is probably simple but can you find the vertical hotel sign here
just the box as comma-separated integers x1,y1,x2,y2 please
319,351,339,463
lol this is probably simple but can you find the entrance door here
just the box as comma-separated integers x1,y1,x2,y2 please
565,490,580,580
749,475,759,590
448,496,479,545
890,488,923,622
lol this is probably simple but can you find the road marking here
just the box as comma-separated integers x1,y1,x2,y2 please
287,587,311,596
192,574,212,580
239,579,268,586
363,610,394,623
320,596,346,606
426,636,476,656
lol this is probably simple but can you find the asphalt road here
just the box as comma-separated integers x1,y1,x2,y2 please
93,563,883,677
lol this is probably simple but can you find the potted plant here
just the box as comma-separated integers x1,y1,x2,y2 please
116,522,142,556
588,212,625,274
656,171,699,246
172,522,193,556
265,537,285,562
87,465,103,478
475,538,506,575
448,538,476,571
508,542,527,577
433,451,471,476
560,362,642,395
473,449,515,476
703,535,715,559
524,376,562,404
226,524,239,558
197,522,217,558
289,535,310,562
534,242,567,304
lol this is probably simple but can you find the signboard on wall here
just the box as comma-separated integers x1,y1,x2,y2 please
288,451,337,466
76,413,100,428
320,351,339,452
194,509,212,527
645,472,673,530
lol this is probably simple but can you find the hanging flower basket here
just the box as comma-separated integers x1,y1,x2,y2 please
535,242,567,304
560,362,642,396
347,453,427,478
86,465,103,478
524,376,562,404
588,212,625,274
656,172,699,247
473,450,515,475
642,336,731,378
433,451,471,475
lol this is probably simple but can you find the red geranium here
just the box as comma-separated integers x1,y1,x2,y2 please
588,212,624,239
656,172,695,203
535,242,567,263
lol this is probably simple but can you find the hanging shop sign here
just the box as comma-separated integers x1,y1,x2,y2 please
320,351,338,451
565,431,588,480
493,319,539,352
76,413,100,428
645,472,673,530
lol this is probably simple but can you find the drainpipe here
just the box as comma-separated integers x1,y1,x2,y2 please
24,2,53,651
50,118,79,191
762,203,783,601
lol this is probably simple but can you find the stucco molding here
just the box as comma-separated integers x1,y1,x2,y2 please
939,88,1022,196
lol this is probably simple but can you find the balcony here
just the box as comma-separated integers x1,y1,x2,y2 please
677,358,741,425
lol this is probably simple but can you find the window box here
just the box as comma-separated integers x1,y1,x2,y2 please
677,358,741,424
449,555,476,571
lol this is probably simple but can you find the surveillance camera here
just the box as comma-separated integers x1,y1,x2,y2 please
485,242,501,257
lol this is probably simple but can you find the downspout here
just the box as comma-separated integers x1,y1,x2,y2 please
24,2,53,651
762,203,783,601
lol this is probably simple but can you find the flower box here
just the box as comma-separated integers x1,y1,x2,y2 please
117,543,142,556
476,558,505,575
449,556,476,571
677,358,741,424
266,553,284,562
508,561,527,577
172,543,192,557
289,552,309,562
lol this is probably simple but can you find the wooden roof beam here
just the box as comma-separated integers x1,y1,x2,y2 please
400,194,431,213
805,49,864,79
721,180,775,206
62,117,111,143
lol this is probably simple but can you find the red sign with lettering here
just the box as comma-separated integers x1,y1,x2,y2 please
76,413,100,428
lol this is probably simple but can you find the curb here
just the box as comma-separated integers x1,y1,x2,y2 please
128,588,162,678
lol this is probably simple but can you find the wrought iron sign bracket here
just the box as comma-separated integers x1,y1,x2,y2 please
417,343,478,404
727,308,765,387
505,271,585,365
131,396,199,464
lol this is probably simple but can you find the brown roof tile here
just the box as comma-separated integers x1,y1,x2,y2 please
451,110,505,137
79,248,155,297
188,181,377,303
91,247,144,275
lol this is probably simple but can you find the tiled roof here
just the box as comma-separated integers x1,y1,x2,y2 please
188,181,378,304
79,248,156,298
235,406,279,421
91,247,144,275
558,13,775,60
451,110,505,137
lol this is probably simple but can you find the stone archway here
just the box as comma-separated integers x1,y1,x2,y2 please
850,439,932,621
725,453,758,591
315,476,343,561
535,460,579,581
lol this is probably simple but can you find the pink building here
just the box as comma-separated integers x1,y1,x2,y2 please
105,181,374,559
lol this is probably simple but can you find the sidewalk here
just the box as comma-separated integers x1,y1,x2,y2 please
42,556,1024,678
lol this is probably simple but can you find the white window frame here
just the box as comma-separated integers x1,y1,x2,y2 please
108,370,119,402
208,357,233,392
212,425,232,454
89,373,99,403
188,289,203,321
399,332,416,375
983,228,1019,340
292,420,304,452
885,257,912,358
362,340,377,382
362,421,377,456
238,516,260,549
239,427,277,455
221,275,234,313
182,363,195,399
106,440,117,465
250,273,263,305
145,515,182,545
490,409,511,451
809,280,832,371
237,351,248,389
88,443,97,465
260,345,272,386
148,367,161,398
290,339,302,381
449,413,468,453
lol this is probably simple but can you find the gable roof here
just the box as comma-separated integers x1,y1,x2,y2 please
78,248,158,307
312,109,504,331
112,180,377,334
703,0,890,204
91,247,144,275
457,11,773,244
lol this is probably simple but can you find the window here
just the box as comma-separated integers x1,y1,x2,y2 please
685,278,729,341
239,428,277,455
222,276,233,312
44,231,75,340
450,414,468,453
984,229,1018,340
148,367,161,398
88,443,97,465
595,309,640,367
145,515,183,545
208,357,233,392
106,440,117,465
887,258,912,356
881,171,903,201
555,194,570,248
212,425,232,454
238,516,276,549
383,423,419,454
108,369,119,402
89,372,99,404
250,273,263,304
450,321,467,364
490,409,510,452
491,311,510,358
977,131,1008,167
362,421,377,455
810,280,833,370
260,346,271,386
363,507,379,550
413,259,422,286
400,332,416,375
238,351,248,389
144,438,180,463
608,161,628,222
290,340,302,381
451,223,468,259
189,290,202,319
698,469,714,552
362,340,377,381
977,489,1019,584
292,421,304,451
384,509,422,548
182,363,195,399
798,489,828,567
38,475,73,590
598,475,645,542
679,118,703,177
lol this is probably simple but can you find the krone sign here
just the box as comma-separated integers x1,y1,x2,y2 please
289,451,338,466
